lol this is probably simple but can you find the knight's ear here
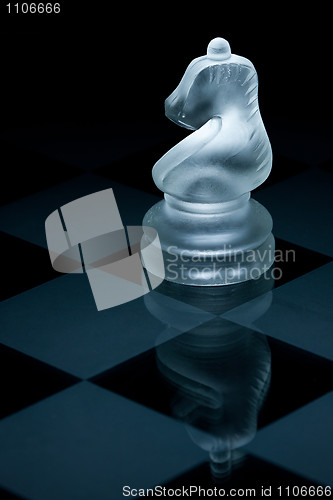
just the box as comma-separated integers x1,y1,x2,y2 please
207,37,231,61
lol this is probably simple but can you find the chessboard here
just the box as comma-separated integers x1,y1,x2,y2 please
0,115,332,499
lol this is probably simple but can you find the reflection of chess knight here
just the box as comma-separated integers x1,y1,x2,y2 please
156,321,271,478
145,277,273,477
143,37,274,285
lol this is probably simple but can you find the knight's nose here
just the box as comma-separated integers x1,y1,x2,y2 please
165,92,182,121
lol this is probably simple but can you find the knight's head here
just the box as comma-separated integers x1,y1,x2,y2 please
165,38,258,130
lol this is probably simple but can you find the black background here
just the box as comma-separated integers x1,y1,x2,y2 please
1,2,331,130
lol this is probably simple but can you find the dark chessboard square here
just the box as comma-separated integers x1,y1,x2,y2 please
318,158,333,173
0,343,79,419
163,455,322,492
91,348,174,418
91,321,333,434
272,237,333,289
1,231,59,302
0,140,84,206
259,337,333,428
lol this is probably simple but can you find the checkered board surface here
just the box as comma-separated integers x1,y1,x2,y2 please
0,120,332,499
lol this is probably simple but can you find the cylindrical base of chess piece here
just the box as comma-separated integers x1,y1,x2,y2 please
142,193,274,286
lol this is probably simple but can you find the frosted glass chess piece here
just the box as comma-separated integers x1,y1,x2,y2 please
143,37,275,285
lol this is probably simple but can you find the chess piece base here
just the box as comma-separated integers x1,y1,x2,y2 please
143,193,274,286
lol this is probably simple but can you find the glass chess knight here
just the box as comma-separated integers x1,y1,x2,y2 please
143,37,274,285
